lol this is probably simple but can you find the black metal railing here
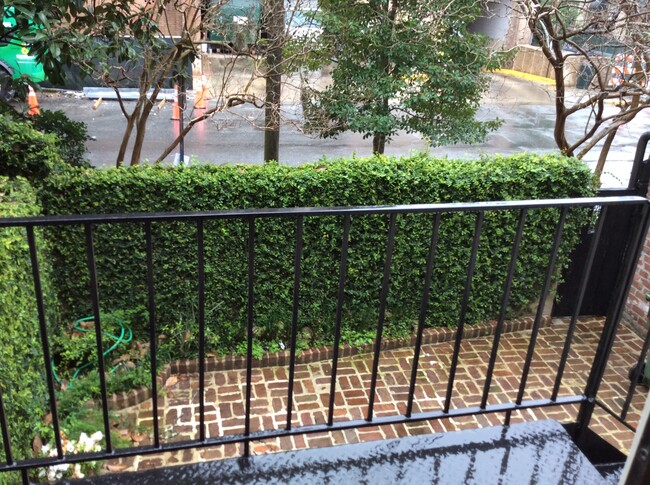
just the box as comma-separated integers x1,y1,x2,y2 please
0,195,648,482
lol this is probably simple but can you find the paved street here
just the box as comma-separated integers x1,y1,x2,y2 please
35,73,650,189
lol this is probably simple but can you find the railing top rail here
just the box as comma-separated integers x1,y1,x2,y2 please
0,196,647,227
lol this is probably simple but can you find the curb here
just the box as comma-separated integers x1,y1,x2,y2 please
493,69,555,85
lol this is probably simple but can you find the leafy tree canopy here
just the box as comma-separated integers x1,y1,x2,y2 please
298,0,502,153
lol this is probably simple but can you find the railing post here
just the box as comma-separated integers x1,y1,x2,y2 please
574,202,650,442
628,133,650,195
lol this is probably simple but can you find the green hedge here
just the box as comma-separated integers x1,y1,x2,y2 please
39,154,595,357
0,114,64,182
0,177,56,463
31,110,90,169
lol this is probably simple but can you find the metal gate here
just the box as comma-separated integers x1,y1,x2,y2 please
553,133,650,316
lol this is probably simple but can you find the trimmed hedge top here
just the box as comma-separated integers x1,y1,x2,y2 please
41,153,593,211
38,154,595,357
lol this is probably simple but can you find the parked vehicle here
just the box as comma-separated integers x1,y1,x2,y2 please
208,0,262,52
206,0,320,51
0,7,46,99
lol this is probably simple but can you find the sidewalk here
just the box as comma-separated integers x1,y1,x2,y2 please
109,316,647,473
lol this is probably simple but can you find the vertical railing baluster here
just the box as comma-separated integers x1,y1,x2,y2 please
144,222,160,448
197,220,206,441
244,218,255,457
0,388,13,465
367,213,398,421
406,213,441,418
444,211,484,414
84,223,112,452
480,209,527,409
575,203,650,439
552,206,608,401
327,215,351,426
621,297,650,420
286,217,304,430
507,207,568,425
26,226,63,458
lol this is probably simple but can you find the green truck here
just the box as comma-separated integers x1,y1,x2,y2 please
207,0,321,51
208,0,262,52
1,7,46,99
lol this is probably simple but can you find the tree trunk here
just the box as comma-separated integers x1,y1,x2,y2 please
116,115,136,167
130,96,159,166
552,64,572,156
263,0,284,163
130,117,148,166
373,133,386,155
594,130,616,182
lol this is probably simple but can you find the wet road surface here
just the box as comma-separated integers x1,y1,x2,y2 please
33,73,649,189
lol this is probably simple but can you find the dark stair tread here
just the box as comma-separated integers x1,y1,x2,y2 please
75,420,608,485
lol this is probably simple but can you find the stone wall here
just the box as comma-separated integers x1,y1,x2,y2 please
509,45,583,86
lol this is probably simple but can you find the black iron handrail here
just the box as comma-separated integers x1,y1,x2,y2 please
0,196,648,482
0,196,647,228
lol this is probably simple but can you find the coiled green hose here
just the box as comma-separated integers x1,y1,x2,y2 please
52,315,133,389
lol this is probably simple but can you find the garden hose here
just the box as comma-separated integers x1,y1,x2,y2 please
52,315,133,389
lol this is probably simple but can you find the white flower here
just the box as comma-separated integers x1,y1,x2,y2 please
90,431,103,443
66,441,75,453
41,444,51,455
72,464,85,479
78,432,93,452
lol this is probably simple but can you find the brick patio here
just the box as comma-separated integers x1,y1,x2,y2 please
108,316,648,473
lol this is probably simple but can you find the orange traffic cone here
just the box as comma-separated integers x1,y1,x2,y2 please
171,84,180,120
27,85,40,116
194,74,207,109
200,74,210,100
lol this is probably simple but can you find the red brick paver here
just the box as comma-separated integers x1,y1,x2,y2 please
110,316,647,473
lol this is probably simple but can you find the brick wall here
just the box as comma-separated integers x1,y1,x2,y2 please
624,235,650,336
91,0,201,38
131,0,201,37
623,186,650,336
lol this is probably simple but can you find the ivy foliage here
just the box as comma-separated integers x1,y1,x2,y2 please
0,114,64,181
0,177,57,463
37,154,595,359
31,110,90,168
297,0,502,152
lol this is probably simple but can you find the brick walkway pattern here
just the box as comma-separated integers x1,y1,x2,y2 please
110,316,647,473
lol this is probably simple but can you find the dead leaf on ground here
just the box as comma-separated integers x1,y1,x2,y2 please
252,443,280,455
32,434,43,455
164,375,178,389
130,432,148,443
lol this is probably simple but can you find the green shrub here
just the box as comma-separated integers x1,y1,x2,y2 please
0,177,57,463
0,115,64,181
38,154,595,358
31,110,90,169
